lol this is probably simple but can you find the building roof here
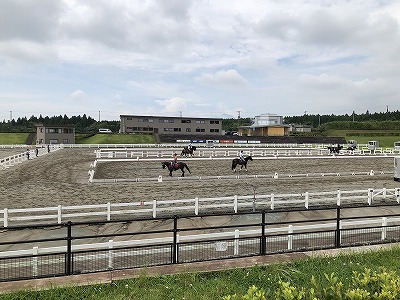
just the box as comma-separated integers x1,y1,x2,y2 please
239,124,290,129
35,123,75,128
120,114,222,120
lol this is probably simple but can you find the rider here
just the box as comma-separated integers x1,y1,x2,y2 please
239,150,245,163
188,142,193,152
172,152,178,168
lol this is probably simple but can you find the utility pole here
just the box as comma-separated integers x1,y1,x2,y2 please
98,111,100,122
237,111,241,119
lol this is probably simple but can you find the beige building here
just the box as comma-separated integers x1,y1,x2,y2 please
120,115,223,135
35,124,75,144
238,113,290,136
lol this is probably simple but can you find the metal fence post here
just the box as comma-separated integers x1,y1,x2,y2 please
172,215,178,264
261,211,266,255
335,206,341,248
66,221,72,275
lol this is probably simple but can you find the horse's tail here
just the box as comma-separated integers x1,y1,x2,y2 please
231,159,236,170
185,163,191,174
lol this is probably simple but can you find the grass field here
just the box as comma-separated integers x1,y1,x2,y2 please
75,133,156,144
0,133,30,144
2,246,400,299
328,130,400,148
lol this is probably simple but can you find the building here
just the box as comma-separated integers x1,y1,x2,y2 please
35,124,75,144
120,115,223,135
289,124,312,133
238,113,290,136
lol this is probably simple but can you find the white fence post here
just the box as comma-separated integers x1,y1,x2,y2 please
304,192,309,209
381,217,387,241
234,195,238,213
32,246,38,277
4,208,8,227
287,225,293,250
270,194,275,210
368,189,373,205
107,202,111,221
234,229,239,255
57,205,62,224
195,197,199,215
153,200,157,218
108,240,113,269
337,190,341,206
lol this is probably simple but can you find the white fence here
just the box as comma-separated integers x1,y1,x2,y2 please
93,147,400,159
1,213,400,273
0,146,61,170
1,188,400,227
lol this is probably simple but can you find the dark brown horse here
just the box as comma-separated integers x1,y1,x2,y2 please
327,144,343,154
161,161,191,177
231,156,253,172
181,146,196,157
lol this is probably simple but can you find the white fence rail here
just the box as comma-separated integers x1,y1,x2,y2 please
93,147,400,159
1,188,400,227
0,145,61,170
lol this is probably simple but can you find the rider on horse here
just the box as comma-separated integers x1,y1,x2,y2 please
188,142,193,152
239,150,245,163
172,153,178,169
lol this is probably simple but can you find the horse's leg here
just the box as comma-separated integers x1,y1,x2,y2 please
181,167,185,177
169,168,173,176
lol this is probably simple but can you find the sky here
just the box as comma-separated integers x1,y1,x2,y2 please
1,0,400,122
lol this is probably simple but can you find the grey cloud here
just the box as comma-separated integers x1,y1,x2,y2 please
0,0,62,42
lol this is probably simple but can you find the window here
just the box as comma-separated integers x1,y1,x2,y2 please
63,139,69,143
49,139,58,144
181,119,191,123
210,120,220,124
195,120,205,124
186,128,191,132
196,128,205,132
127,117,132,120
159,119,174,123
138,118,153,123
210,129,220,132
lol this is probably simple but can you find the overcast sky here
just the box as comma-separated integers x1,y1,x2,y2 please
1,0,400,121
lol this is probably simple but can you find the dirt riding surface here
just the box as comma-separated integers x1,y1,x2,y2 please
0,148,398,209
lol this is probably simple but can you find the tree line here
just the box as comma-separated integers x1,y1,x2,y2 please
0,110,399,133
284,110,400,129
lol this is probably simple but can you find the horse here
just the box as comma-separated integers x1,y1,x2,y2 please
231,156,253,172
181,146,196,157
327,145,343,154
161,161,191,177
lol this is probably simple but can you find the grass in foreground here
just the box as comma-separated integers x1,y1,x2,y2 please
2,246,400,300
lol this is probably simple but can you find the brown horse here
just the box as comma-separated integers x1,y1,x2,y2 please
231,156,253,172
161,161,191,177
181,146,196,157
